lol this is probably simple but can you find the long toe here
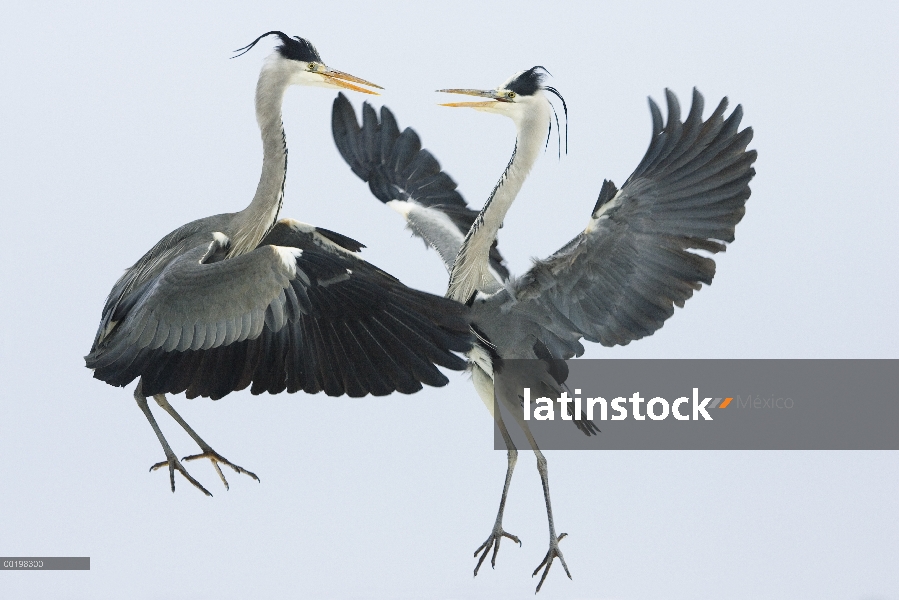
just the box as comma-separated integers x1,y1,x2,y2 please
473,527,521,576
533,534,571,593
182,449,259,491
149,456,212,497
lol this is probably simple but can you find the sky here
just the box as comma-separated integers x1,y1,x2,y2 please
1,1,897,598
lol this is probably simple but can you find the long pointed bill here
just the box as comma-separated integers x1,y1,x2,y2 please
324,69,383,95
439,101,500,108
436,88,508,108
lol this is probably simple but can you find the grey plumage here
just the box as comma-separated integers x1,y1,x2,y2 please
85,33,472,497
332,82,755,592
332,94,509,281
332,88,755,359
86,219,471,399
481,89,754,354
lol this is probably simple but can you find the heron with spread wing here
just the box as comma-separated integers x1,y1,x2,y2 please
332,67,755,591
85,32,473,497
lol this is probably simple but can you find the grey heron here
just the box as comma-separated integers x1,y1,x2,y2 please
85,32,473,497
332,67,755,591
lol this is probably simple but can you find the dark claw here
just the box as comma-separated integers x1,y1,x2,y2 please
474,542,490,576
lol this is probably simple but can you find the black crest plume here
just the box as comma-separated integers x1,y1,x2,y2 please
232,31,323,63
545,85,568,157
506,66,550,96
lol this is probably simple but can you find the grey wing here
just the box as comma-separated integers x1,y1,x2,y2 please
331,92,509,284
85,226,472,399
90,216,218,351
499,88,756,353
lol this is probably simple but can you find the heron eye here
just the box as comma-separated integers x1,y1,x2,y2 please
508,91,516,99
308,63,317,72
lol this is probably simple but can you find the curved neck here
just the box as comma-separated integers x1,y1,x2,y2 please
447,99,550,302
229,57,292,257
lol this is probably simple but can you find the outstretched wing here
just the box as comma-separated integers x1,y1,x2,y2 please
485,88,755,353
331,93,509,285
86,219,472,399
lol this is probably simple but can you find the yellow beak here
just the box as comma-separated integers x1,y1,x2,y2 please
436,88,508,107
323,69,383,95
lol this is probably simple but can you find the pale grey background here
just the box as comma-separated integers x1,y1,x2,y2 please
1,1,897,598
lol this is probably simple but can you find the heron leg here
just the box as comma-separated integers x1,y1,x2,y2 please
133,381,211,496
152,394,259,490
473,410,521,576
521,427,571,593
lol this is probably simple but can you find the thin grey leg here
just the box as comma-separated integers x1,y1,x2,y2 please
153,394,259,490
133,380,211,496
521,425,571,593
473,408,521,576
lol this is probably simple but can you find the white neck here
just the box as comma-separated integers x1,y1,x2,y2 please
228,55,293,257
447,94,550,302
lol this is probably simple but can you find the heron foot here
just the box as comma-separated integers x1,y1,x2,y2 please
149,452,212,497
473,523,521,576
182,449,259,491
532,533,570,593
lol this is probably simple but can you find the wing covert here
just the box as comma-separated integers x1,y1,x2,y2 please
507,88,756,350
86,225,472,399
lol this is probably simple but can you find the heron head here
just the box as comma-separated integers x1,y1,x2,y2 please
233,31,382,95
437,66,554,119
438,66,567,154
